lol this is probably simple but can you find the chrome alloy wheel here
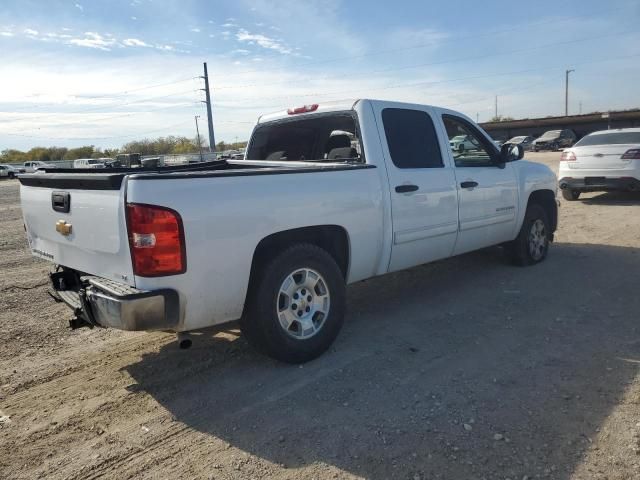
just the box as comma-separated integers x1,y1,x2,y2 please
277,268,330,340
528,219,547,261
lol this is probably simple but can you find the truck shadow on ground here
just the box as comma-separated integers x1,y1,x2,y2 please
125,242,640,479
580,191,640,205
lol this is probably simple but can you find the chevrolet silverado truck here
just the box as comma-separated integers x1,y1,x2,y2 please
19,99,558,363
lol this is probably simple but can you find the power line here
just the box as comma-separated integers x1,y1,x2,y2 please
210,5,628,79
4,77,199,113
213,30,637,92
1,119,195,141
217,52,640,107
8,101,200,129
0,88,201,122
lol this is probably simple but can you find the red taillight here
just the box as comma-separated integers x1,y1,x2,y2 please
621,149,640,160
287,104,319,115
126,203,186,277
561,151,576,161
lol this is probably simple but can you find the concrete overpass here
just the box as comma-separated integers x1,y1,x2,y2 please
480,108,640,141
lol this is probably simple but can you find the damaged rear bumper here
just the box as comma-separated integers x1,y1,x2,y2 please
49,270,179,331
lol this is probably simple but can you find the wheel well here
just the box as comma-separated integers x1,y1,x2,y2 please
249,225,350,283
528,189,557,232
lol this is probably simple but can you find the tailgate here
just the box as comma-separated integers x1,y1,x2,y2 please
20,174,135,286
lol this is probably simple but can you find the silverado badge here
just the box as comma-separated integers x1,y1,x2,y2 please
55,219,72,236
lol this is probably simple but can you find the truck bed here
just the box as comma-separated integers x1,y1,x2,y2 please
19,159,373,189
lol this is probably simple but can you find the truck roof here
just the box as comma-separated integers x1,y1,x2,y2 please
258,98,448,125
258,99,362,124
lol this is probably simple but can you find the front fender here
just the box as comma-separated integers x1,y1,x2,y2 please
512,160,558,234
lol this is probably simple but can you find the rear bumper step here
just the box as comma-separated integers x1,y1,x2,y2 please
558,177,640,192
50,272,180,331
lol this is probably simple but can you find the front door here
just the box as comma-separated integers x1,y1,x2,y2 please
440,113,518,255
374,104,459,272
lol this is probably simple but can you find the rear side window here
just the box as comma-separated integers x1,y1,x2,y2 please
382,108,443,168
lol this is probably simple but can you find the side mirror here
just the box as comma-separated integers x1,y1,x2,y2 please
500,143,524,162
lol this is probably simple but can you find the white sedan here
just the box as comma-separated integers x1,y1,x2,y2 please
0,164,26,179
449,134,480,152
558,128,640,200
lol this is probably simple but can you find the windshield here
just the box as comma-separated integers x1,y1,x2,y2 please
246,112,362,162
509,136,526,143
540,130,561,140
451,135,467,142
575,131,640,147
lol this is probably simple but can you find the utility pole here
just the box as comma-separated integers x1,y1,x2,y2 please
194,115,203,162
476,112,479,123
565,69,575,117
201,62,216,152
494,96,498,120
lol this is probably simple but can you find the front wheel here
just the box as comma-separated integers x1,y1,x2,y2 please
7,172,14,179
241,243,346,363
505,204,550,266
562,189,580,201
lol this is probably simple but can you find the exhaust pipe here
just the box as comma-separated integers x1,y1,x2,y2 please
176,332,192,350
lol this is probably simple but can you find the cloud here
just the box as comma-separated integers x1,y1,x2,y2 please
236,28,292,55
122,38,151,47
243,0,364,54
74,3,83,12
190,27,201,33
221,23,237,28
231,49,251,56
23,28,38,36
68,32,118,51
0,31,14,37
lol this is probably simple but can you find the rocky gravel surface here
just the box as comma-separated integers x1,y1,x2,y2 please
1,152,639,479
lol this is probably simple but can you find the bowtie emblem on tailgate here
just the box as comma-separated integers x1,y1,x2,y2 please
56,220,72,236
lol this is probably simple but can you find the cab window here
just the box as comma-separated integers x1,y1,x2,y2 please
443,115,498,167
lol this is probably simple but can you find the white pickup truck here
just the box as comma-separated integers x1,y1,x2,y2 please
19,99,558,363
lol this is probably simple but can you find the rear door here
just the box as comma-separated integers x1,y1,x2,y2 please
20,174,135,285
373,103,459,272
438,112,519,255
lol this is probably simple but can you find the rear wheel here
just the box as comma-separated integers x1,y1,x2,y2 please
505,204,550,266
7,172,14,179
241,243,346,363
562,189,580,201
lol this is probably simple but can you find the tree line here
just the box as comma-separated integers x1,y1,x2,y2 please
0,136,248,164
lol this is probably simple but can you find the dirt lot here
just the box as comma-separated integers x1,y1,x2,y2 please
1,152,639,480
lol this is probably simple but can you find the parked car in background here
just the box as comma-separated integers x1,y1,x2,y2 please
0,164,26,178
506,136,535,151
558,128,640,200
73,158,107,169
532,129,577,151
19,99,558,363
23,161,55,172
449,134,480,152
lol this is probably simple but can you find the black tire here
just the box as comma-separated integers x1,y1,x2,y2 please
562,189,580,201
241,243,346,363
505,204,551,266
7,172,14,179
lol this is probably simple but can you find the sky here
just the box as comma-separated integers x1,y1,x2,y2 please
1,0,639,150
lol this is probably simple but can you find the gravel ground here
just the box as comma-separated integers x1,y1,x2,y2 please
1,152,639,479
